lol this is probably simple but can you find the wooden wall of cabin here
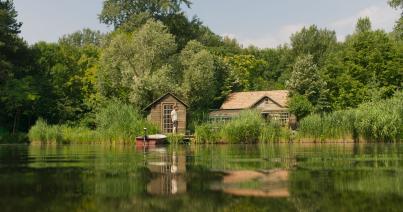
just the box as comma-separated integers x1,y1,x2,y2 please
147,95,187,134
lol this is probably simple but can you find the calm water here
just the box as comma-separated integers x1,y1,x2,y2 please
0,143,402,212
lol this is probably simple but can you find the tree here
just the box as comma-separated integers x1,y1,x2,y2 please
0,0,22,83
99,0,191,28
59,28,104,47
290,25,337,65
288,94,314,121
355,17,372,33
286,55,326,105
0,0,40,132
321,18,402,110
388,0,403,10
180,40,216,111
224,55,270,91
98,19,177,108
389,0,403,40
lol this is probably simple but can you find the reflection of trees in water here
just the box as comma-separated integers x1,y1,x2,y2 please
1,143,402,211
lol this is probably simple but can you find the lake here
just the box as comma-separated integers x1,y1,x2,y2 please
0,143,402,212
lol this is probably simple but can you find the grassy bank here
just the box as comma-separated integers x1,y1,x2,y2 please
195,110,292,144
29,102,159,143
298,92,402,142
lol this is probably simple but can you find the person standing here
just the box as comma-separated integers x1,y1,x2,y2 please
171,105,178,133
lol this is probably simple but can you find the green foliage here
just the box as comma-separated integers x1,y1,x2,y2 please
28,101,158,143
224,55,270,91
288,94,314,121
180,40,216,110
194,122,221,144
355,17,372,33
59,28,104,47
290,25,337,65
99,0,192,28
99,19,177,108
195,110,292,144
220,111,265,143
95,100,158,141
287,55,327,108
166,133,185,144
299,92,402,142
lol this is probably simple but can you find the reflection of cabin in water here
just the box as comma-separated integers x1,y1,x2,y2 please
209,90,293,125
144,93,188,134
146,150,187,195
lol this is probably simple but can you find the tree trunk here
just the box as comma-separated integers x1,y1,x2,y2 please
12,108,20,135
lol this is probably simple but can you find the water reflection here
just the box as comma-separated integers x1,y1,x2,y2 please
142,148,187,195
0,143,402,212
212,169,289,198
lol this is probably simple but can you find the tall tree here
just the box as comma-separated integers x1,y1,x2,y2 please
99,0,191,28
98,19,177,108
59,28,104,47
0,0,39,132
180,40,216,111
290,25,337,65
355,17,372,33
286,55,327,107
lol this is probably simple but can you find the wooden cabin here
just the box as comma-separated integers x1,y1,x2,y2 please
209,90,295,125
144,93,188,134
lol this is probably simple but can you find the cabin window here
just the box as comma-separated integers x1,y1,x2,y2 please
264,111,289,125
163,104,174,133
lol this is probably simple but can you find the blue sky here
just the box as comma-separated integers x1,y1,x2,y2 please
14,0,400,48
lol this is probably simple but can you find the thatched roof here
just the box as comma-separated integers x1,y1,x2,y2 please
220,90,289,110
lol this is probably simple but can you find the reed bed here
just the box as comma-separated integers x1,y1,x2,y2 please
29,101,158,143
195,110,292,144
299,92,402,142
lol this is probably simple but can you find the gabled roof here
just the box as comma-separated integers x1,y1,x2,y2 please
144,93,189,111
220,90,289,110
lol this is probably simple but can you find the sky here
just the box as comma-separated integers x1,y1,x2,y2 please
13,0,400,48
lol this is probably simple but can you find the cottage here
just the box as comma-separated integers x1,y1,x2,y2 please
209,90,293,125
144,93,188,134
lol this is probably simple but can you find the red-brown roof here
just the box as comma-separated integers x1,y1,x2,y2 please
220,90,289,110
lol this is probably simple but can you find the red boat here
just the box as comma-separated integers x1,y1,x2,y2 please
136,134,167,147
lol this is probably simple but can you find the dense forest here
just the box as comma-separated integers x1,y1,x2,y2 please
0,0,402,140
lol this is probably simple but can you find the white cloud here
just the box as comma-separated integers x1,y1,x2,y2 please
331,5,400,41
221,23,306,49
221,4,400,48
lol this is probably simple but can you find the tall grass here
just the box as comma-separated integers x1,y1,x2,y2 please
95,101,158,142
29,101,158,143
195,110,292,143
299,92,402,142
220,110,264,143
